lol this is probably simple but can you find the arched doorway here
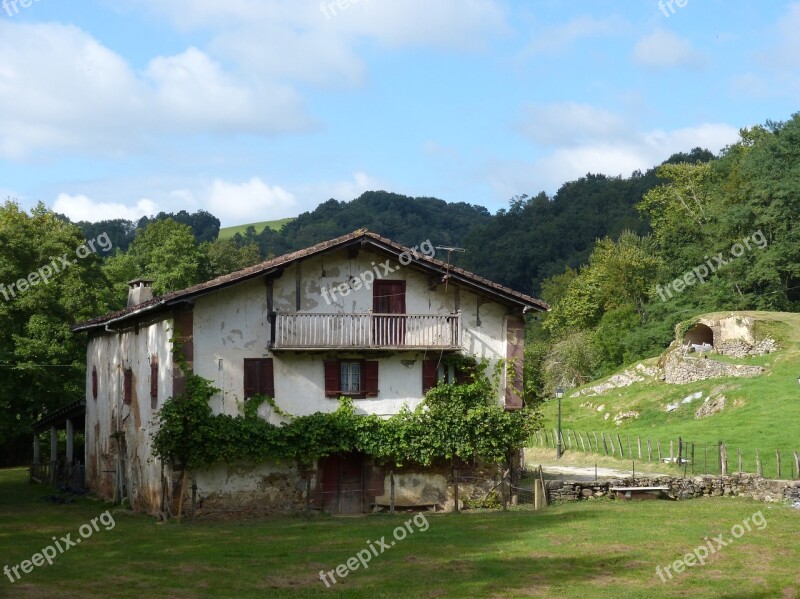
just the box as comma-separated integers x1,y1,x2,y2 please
683,323,714,351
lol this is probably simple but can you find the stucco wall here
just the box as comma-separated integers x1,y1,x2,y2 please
191,248,512,418
84,319,173,511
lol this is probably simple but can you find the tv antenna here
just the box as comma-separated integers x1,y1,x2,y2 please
434,246,466,292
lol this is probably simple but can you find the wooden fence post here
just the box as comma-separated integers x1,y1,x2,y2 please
602,434,609,455
627,436,632,458
670,440,674,462
794,451,800,480
593,432,600,453
657,441,662,462
637,437,642,460
776,450,782,480
647,438,652,462
616,434,624,458
755,449,762,477
585,432,592,453
579,432,586,453
720,444,728,476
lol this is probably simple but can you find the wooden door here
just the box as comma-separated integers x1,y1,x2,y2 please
320,453,365,514
373,281,406,346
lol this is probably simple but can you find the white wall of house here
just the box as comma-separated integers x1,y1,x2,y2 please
190,247,512,419
85,244,522,513
84,319,173,510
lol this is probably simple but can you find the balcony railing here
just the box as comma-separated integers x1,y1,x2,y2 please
273,312,461,350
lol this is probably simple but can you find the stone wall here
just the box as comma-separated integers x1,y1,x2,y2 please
544,474,800,504
664,353,765,385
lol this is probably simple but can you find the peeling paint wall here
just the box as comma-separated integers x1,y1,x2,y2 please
84,319,173,512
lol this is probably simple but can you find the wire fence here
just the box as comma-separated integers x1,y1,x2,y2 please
530,429,800,480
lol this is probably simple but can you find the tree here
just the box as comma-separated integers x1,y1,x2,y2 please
0,201,114,464
105,218,203,302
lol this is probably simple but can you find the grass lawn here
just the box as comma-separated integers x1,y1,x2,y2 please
539,312,800,478
217,218,294,240
1,468,799,598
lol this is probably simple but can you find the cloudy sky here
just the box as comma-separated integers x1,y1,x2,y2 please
0,0,797,226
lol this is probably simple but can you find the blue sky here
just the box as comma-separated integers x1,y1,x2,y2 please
0,0,797,226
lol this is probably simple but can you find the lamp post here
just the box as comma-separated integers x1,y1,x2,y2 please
556,386,564,459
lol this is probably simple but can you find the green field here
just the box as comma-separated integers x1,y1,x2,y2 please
2,468,799,598
217,218,294,240
540,312,800,478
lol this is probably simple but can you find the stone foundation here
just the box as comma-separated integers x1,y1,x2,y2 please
545,474,800,504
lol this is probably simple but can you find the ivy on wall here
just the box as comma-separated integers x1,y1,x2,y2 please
151,358,541,470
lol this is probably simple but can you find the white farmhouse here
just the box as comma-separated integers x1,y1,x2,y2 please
73,230,547,514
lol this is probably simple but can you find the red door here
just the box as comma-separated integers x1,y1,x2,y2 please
320,453,365,514
373,281,406,346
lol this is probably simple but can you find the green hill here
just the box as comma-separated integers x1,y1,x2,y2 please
218,218,294,240
539,311,800,478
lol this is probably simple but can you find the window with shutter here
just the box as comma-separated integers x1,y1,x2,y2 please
324,360,379,398
422,359,438,393
123,368,133,406
150,357,159,408
91,367,98,400
243,358,275,400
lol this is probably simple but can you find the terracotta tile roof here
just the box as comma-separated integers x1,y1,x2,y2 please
72,230,548,332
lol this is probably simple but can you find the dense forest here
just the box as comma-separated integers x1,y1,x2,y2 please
2,114,799,465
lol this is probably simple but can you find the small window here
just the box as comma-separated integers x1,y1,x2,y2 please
123,368,133,406
150,356,159,408
91,367,98,400
340,362,361,393
324,360,379,398
243,358,275,399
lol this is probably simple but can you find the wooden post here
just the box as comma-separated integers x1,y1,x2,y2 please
794,452,800,480
637,437,642,460
585,432,593,453
616,434,624,458
647,438,652,462
565,430,572,450
657,440,662,462
571,430,579,450
453,465,459,513
738,448,742,474
670,440,674,462
501,469,508,511
390,470,396,515
606,433,613,455
593,432,600,453
543,430,549,447
538,465,548,507
776,450,782,480
579,432,586,453
627,436,632,458
720,444,728,476
756,449,762,477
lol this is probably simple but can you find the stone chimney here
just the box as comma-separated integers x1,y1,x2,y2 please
127,278,154,308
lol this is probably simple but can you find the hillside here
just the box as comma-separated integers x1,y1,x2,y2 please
539,311,800,478
218,218,294,240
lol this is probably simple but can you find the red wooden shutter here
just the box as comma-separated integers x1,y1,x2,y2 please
150,358,159,399
324,361,340,397
123,368,133,405
243,359,258,399
261,358,275,398
364,360,379,397
91,367,98,400
456,364,475,385
422,359,438,393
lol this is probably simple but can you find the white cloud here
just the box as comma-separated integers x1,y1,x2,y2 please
521,14,627,58
206,178,297,224
129,0,508,86
633,29,706,69
495,109,739,198
53,194,158,222
517,102,631,147
0,22,314,160
50,172,383,227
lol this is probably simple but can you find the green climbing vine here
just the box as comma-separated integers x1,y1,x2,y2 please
151,358,541,470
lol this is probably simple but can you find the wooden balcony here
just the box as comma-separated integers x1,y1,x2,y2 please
272,312,461,351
